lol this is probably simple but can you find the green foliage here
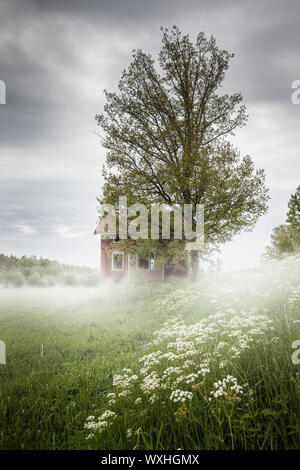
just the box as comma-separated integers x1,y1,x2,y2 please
27,272,46,287
287,185,300,229
114,238,188,272
0,254,99,288
4,271,25,288
97,26,269,276
265,186,300,259
265,225,300,260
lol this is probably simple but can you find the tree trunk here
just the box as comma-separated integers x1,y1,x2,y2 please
190,250,199,281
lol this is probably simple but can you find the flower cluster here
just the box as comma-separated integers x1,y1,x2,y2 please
170,390,193,403
209,376,244,401
112,368,139,399
84,410,116,438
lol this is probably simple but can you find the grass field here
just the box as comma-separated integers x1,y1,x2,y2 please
1,256,300,450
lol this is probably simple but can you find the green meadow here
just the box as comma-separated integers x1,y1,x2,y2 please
1,256,300,450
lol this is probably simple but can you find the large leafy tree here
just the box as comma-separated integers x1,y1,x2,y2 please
97,26,269,278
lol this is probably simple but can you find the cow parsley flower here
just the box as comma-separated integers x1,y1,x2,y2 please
170,390,193,403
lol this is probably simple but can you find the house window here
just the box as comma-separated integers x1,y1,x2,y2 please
138,257,149,269
138,253,155,270
112,252,124,271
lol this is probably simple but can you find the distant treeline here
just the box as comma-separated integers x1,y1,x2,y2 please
0,254,100,287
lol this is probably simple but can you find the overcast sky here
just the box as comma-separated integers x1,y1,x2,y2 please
0,0,300,270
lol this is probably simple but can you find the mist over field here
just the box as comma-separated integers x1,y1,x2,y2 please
1,255,300,449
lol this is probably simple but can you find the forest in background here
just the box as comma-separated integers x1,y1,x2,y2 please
0,254,100,287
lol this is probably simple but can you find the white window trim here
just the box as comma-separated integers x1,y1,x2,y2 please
149,255,155,271
112,251,124,271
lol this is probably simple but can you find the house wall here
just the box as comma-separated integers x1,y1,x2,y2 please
100,239,128,280
144,269,164,281
100,237,188,281
165,267,188,279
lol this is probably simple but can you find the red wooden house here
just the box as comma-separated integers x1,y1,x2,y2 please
94,220,188,282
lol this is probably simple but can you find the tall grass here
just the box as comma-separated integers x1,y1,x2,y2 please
1,256,300,449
